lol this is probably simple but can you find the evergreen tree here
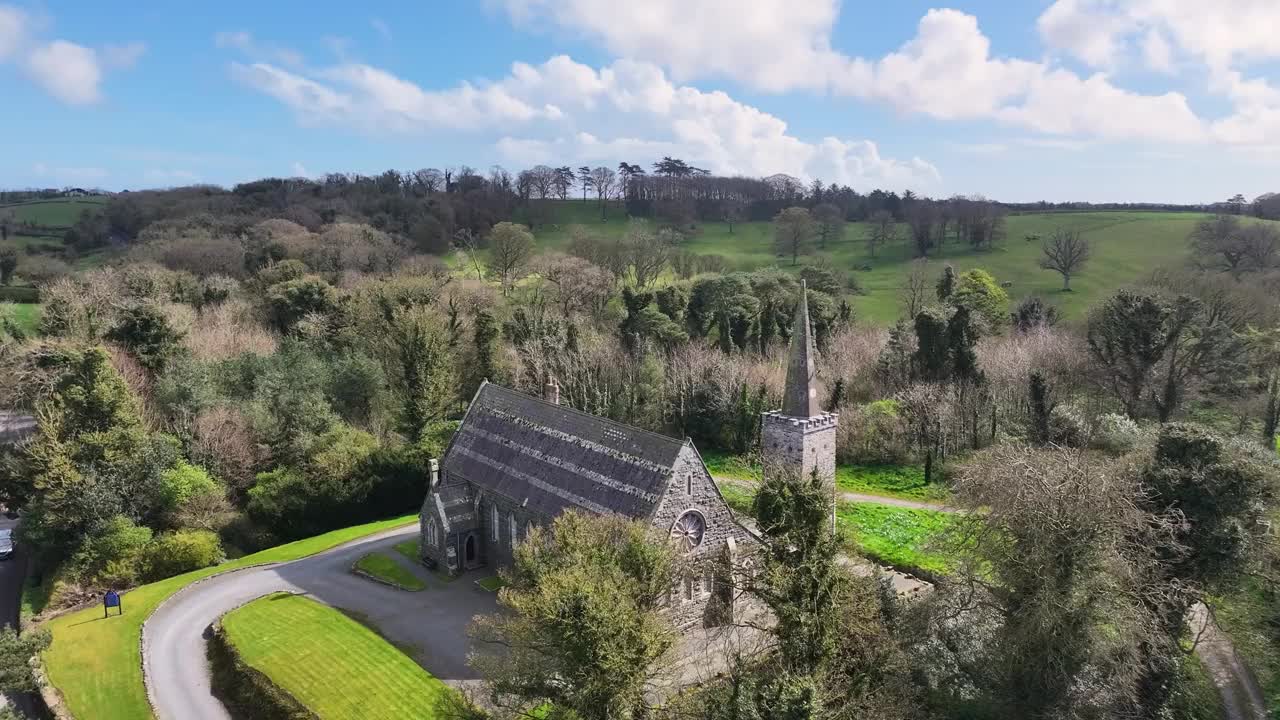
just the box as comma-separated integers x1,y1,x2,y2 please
1029,370,1051,444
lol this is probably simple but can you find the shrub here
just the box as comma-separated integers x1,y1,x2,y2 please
143,529,225,581
73,516,153,587
1091,412,1143,453
837,400,909,465
1049,404,1087,447
265,276,338,333
159,461,220,510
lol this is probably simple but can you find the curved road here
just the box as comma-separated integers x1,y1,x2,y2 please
143,526,495,720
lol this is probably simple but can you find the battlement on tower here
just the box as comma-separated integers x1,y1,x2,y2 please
761,410,838,432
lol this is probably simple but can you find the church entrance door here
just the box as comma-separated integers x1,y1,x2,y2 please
464,534,477,568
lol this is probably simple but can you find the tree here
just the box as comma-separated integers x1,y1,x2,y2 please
1242,325,1280,443
866,210,898,258
0,626,52,694
0,246,16,285
1189,214,1247,275
722,198,745,234
107,303,185,372
774,207,814,266
811,203,845,250
951,269,1009,332
1010,296,1059,333
899,258,930,319
487,222,535,295
470,512,677,720
948,445,1149,718
453,228,486,281
385,306,456,441
1238,222,1279,271
935,265,955,302
904,200,936,257
1039,229,1091,291
1086,290,1186,419
1028,371,1052,444
265,276,339,333
590,167,618,220
1131,425,1278,716
578,165,592,201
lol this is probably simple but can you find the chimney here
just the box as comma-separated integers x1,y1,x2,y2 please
544,378,561,405
429,458,440,489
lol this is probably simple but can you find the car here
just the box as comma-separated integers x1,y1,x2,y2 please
0,529,13,560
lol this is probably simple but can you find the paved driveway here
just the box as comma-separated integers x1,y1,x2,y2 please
143,526,497,720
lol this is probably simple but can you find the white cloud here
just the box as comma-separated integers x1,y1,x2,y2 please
0,4,140,104
0,4,26,61
1142,30,1173,74
215,30,303,67
499,2,1221,145
498,0,842,92
232,53,938,189
26,40,101,105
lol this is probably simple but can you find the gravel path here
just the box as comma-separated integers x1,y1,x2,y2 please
1189,603,1269,720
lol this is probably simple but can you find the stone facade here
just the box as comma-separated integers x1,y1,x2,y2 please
418,382,756,630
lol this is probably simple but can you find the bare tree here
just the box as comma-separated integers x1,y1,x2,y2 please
487,222,536,295
722,198,745,234
1189,214,1246,276
452,229,485,281
1039,229,1092,291
904,200,936,257
900,258,930,319
624,223,673,287
867,209,898,258
1239,223,1279,272
773,206,813,265
811,202,845,250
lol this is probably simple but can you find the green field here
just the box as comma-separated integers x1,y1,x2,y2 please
3,303,40,335
532,202,1246,324
836,501,958,575
222,592,454,719
41,514,416,720
703,451,946,503
0,197,105,227
353,551,426,591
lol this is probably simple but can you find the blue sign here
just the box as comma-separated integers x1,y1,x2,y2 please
104,590,120,608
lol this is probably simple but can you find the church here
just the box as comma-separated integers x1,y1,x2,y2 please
418,282,837,629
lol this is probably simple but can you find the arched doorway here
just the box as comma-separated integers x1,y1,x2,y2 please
464,534,477,568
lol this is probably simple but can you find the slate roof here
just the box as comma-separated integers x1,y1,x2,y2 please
432,482,475,532
441,383,686,520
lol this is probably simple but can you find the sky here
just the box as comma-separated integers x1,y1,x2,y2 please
3,1,1280,203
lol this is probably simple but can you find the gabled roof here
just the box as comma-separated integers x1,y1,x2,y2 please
441,383,686,520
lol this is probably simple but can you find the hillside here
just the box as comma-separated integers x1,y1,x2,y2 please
533,201,1222,323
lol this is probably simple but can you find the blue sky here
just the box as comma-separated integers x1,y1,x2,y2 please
2,0,1279,203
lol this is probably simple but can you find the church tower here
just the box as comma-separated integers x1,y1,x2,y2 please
761,281,838,523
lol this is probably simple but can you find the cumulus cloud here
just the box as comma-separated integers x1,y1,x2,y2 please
232,53,938,188
498,1,1226,145
26,40,102,105
0,3,141,104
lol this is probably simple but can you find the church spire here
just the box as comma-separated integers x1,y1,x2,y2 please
781,280,821,417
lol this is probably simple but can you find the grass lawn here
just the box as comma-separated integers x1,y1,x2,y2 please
222,592,454,719
476,576,504,592
703,451,947,503
836,501,958,576
353,551,426,591
41,514,416,720
529,202,1271,325
5,303,40,336
392,538,419,563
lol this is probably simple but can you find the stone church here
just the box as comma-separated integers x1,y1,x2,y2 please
418,282,836,628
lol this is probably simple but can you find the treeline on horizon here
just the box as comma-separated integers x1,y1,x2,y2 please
6,158,1280,260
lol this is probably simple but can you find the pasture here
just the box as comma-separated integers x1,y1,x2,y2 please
221,592,454,719
0,197,105,227
533,201,1230,324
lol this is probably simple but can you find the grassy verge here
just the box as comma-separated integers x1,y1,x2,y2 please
836,501,958,576
222,592,455,719
208,621,316,720
835,464,948,502
41,514,416,720
352,552,426,591
6,303,40,335
1211,578,1280,716
704,452,947,504
392,538,419,563
476,576,504,592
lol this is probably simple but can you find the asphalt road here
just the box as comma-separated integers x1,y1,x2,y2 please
143,525,496,720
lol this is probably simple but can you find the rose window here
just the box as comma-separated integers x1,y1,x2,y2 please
671,511,706,551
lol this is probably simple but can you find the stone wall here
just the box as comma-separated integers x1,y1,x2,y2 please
650,443,757,629
761,411,837,485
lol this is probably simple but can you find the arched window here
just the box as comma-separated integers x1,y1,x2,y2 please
425,516,437,547
509,512,519,548
491,504,499,542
